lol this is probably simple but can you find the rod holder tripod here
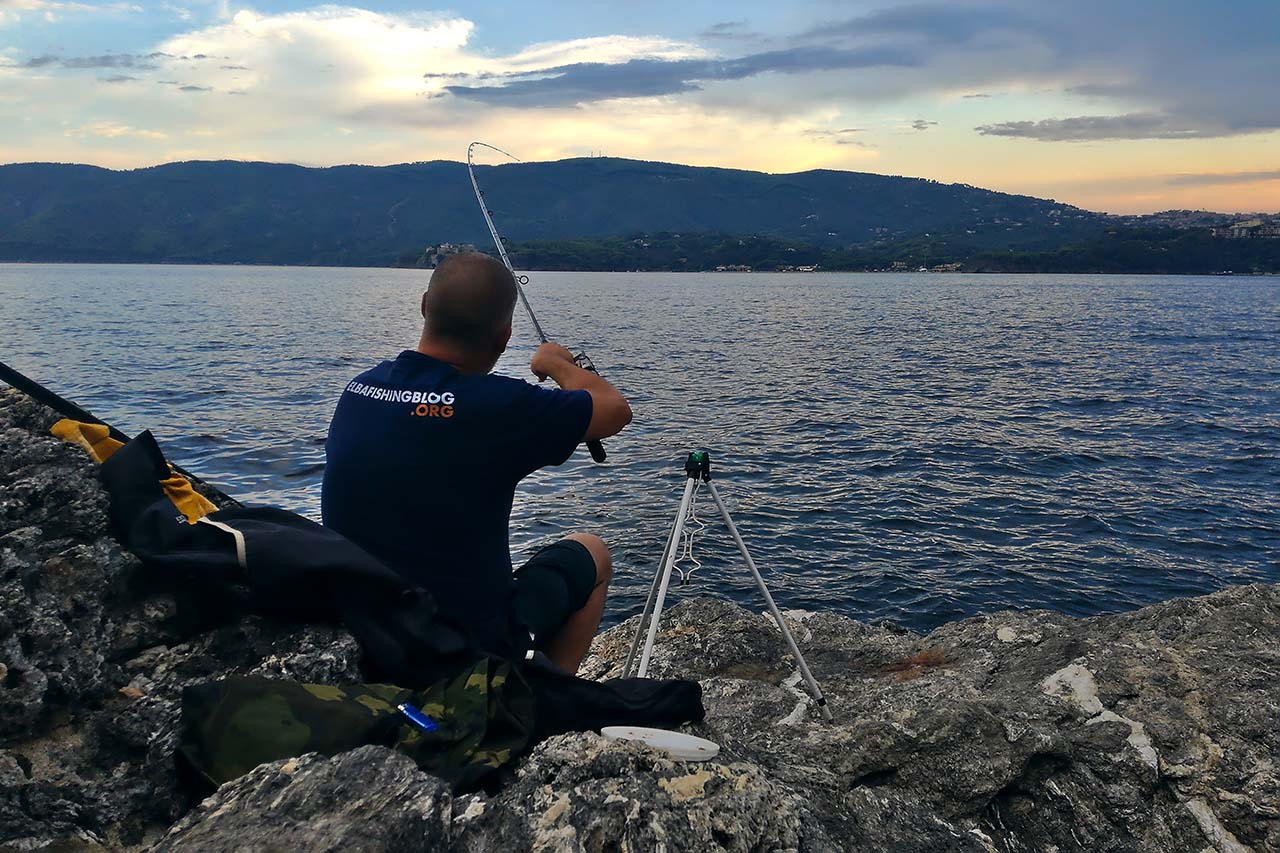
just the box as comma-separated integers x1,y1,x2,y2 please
622,451,833,722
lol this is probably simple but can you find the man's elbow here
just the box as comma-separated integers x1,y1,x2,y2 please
587,395,632,441
602,397,632,438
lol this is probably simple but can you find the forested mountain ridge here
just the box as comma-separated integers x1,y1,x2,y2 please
0,157,1106,266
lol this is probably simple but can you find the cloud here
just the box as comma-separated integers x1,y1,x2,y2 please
31,53,159,69
0,0,132,7
67,120,166,140
443,44,919,107
698,20,755,41
1,0,78,8
964,0,1279,140
179,84,210,92
0,0,140,24
62,54,157,68
99,74,136,83
160,2,191,21
1065,83,1136,98
798,3,1044,48
417,0,1275,142
802,127,871,147
1166,169,1280,187
9,51,221,70
910,119,937,131
8,0,1277,147
153,7,476,107
975,113,1213,141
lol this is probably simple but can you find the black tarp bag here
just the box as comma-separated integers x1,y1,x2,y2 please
99,430,704,737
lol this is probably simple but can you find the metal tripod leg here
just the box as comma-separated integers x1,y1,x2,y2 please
634,477,699,678
706,481,834,722
622,480,689,677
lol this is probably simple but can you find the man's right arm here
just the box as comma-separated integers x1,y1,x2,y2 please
530,342,633,441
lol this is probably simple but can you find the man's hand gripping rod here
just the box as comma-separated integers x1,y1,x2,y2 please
467,141,607,463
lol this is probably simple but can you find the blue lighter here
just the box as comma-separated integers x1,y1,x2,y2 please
397,703,439,733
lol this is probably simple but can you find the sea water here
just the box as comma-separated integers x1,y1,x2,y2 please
2,264,1276,631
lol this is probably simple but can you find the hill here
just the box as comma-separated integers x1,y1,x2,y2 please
0,158,1106,267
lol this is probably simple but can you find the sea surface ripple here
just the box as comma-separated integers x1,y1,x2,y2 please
2,264,1277,631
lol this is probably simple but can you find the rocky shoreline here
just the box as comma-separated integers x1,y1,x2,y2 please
1,387,1276,851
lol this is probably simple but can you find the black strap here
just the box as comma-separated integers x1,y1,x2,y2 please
0,359,242,508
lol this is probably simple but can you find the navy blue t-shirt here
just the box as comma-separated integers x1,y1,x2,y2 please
321,350,592,634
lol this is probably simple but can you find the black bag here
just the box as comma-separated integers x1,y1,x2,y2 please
100,431,705,739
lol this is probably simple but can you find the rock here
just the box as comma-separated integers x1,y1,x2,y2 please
2,388,1278,852
576,590,1280,852
0,390,363,849
582,596,798,683
152,746,451,852
451,732,839,852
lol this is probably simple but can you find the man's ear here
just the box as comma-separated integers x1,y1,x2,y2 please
420,292,428,319
498,323,512,351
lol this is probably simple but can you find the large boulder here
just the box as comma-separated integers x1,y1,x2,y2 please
575,589,1279,852
153,746,451,852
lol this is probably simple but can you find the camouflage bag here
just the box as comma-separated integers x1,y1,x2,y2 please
178,656,535,793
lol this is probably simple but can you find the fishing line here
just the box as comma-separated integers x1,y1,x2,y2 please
466,142,547,344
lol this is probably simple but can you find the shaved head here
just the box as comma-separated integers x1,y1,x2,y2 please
422,253,518,350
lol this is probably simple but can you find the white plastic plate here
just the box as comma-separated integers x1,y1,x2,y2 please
601,726,721,761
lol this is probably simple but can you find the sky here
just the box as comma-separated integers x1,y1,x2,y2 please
0,0,1277,214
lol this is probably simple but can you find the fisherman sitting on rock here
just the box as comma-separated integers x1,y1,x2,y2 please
322,253,633,674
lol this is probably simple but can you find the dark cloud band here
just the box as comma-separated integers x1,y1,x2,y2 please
11,52,220,71
442,45,919,107
1166,169,1280,186
976,113,1223,141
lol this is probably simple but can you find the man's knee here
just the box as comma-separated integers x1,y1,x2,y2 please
566,532,611,585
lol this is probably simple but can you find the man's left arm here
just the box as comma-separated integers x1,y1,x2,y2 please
530,342,632,441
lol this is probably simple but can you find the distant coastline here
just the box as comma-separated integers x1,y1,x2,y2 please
4,224,1280,277
1,259,1276,276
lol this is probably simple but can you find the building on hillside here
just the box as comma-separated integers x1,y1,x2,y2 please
1213,219,1280,239
420,242,479,267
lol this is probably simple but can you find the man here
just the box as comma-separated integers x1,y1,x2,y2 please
321,254,632,674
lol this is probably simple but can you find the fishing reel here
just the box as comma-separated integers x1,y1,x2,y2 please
572,350,608,463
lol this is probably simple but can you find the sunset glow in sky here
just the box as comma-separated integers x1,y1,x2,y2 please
1,0,1277,213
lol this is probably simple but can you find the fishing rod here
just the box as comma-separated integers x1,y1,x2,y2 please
0,358,241,507
466,141,608,463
